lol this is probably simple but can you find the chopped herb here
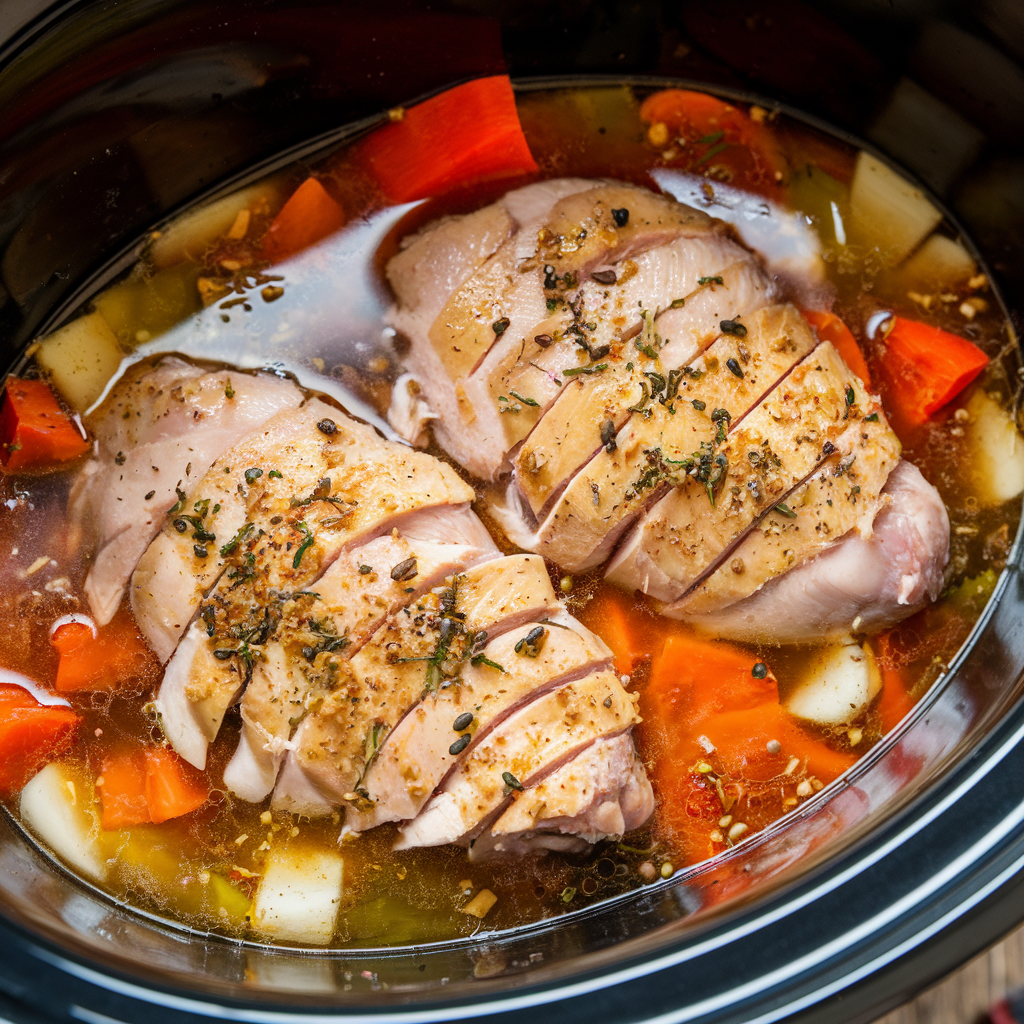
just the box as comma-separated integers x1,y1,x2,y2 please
752,662,768,679
665,368,684,403
600,418,617,452
711,407,732,443
470,653,505,672
449,734,471,756
358,564,373,575
698,275,724,286
292,521,315,569
682,365,704,379
629,380,652,414
546,298,559,314
115,451,126,466
635,340,659,359
720,318,747,337
562,363,608,377
316,418,337,435
845,385,855,407
697,129,725,145
626,361,634,371
698,140,729,165
509,389,539,407
670,297,685,309
502,771,524,791
224,383,235,399
244,467,263,485
168,487,187,514
390,557,418,582
492,317,511,336
364,722,386,765
611,207,629,227
774,502,797,518
864,412,879,423
726,357,744,378
692,399,706,411
268,469,283,479
453,712,475,732
220,522,254,557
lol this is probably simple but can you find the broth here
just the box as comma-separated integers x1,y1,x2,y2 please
0,81,1018,948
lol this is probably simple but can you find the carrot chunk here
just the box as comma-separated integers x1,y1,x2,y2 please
0,691,80,795
877,315,988,429
802,309,872,387
52,612,154,693
143,747,210,824
0,378,89,472
584,588,652,676
261,177,347,263
645,634,778,730
639,89,785,197
358,75,538,202
99,750,151,829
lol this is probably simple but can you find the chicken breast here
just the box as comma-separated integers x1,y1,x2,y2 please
133,397,472,662
273,554,564,815
397,669,639,849
346,609,613,832
676,460,949,643
70,358,302,624
470,733,654,860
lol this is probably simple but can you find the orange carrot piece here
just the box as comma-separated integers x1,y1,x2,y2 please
358,75,538,203
876,663,916,735
261,177,346,264
99,751,151,829
802,309,871,387
644,634,777,731
878,316,988,428
700,705,857,785
638,89,786,194
0,698,80,796
143,747,210,824
584,587,650,675
52,613,153,693
0,378,89,472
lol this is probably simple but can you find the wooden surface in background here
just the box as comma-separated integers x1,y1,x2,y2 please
874,923,1024,1024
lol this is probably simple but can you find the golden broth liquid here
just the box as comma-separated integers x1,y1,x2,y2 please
0,83,1018,947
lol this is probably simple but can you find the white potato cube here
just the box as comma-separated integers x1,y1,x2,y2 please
20,764,107,881
965,391,1024,506
149,181,280,268
898,234,976,291
785,641,882,727
848,151,942,264
35,311,122,412
252,844,343,946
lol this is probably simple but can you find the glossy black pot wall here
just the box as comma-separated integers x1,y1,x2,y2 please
0,3,1023,1023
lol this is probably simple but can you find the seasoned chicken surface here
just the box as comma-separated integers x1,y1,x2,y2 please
81,360,653,855
386,179,950,639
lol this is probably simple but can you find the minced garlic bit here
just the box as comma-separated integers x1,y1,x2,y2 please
796,780,814,797
388,106,405,122
458,878,473,891
783,756,800,775
234,833,249,846
23,556,51,577
749,105,767,123
728,822,748,842
220,258,243,272
960,301,976,319
848,727,864,746
260,810,272,825
461,888,498,919
660,862,674,879
647,121,670,147
907,291,933,310
968,273,988,291
226,208,251,240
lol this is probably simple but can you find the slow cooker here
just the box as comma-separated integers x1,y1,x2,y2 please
1,2,1023,1021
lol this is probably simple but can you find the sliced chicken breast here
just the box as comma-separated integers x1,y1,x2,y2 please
71,358,302,624
470,733,654,860
346,610,613,832
675,460,950,642
396,668,640,849
272,554,561,815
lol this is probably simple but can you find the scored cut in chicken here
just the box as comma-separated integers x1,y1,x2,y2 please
386,178,950,640
80,358,653,856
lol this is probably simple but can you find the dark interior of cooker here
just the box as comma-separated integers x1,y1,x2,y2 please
0,1,1023,1021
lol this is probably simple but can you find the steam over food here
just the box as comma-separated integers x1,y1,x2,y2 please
386,180,949,641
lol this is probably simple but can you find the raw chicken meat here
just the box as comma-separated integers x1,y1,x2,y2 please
70,357,302,624
386,179,950,637
80,356,653,855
